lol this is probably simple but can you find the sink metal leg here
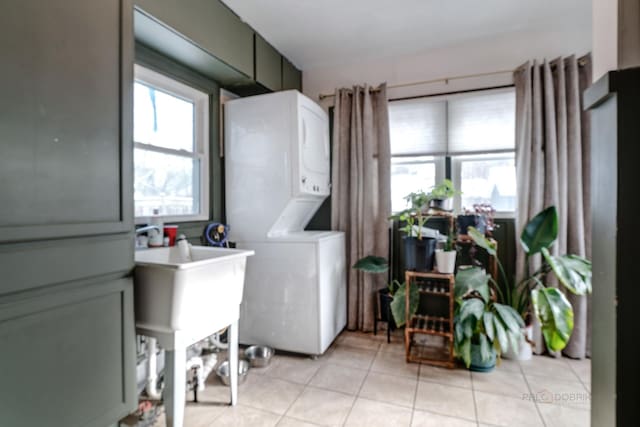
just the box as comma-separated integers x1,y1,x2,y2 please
228,320,238,406
165,347,186,427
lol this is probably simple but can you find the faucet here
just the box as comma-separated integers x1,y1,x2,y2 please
135,225,162,249
136,225,161,235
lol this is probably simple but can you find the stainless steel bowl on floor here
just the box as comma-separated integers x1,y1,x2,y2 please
216,359,250,386
244,345,275,367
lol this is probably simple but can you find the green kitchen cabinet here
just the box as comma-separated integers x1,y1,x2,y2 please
135,0,254,78
0,278,136,427
0,1,137,426
255,33,283,91
282,57,303,92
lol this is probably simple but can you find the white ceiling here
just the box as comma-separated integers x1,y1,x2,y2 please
221,0,591,70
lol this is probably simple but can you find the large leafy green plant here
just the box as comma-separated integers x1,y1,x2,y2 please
352,255,418,327
454,267,524,367
466,206,592,352
389,191,431,240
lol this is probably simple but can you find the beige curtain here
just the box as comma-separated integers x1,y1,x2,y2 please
514,54,592,359
331,84,391,331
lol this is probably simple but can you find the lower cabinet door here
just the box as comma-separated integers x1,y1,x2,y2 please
0,278,136,427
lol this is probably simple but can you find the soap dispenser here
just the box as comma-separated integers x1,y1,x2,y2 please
148,208,164,247
176,234,192,262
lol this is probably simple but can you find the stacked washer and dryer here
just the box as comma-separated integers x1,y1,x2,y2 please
224,90,346,356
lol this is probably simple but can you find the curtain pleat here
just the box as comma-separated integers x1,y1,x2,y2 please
514,54,592,359
332,84,391,331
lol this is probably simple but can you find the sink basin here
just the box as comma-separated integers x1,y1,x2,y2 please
134,246,254,333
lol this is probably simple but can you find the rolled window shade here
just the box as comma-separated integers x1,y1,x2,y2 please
447,88,515,155
389,98,447,156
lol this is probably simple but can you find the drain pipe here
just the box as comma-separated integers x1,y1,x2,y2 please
145,338,163,400
209,328,229,350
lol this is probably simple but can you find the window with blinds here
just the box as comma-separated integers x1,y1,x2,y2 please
389,87,516,213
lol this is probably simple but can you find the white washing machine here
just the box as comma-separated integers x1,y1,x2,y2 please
225,91,346,355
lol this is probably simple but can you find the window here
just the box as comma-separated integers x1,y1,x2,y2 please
133,65,209,221
453,153,516,212
389,88,516,215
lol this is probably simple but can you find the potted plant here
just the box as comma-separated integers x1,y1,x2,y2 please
353,255,419,329
427,179,460,211
454,267,524,371
390,191,436,271
465,206,592,357
435,228,457,274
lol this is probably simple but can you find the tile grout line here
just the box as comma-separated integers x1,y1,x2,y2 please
469,369,480,427
340,348,379,427
277,374,313,426
519,360,548,427
409,363,422,426
566,358,591,394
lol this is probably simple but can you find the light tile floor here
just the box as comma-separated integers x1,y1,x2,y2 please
151,330,591,427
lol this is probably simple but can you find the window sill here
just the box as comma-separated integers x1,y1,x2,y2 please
135,214,209,225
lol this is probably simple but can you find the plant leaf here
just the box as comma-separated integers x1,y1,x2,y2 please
460,298,485,323
508,330,521,355
478,334,492,361
493,316,509,353
352,255,389,274
459,338,471,368
390,281,419,327
494,303,525,333
542,248,592,295
463,317,475,339
531,287,574,352
483,311,495,342
455,266,490,302
520,206,558,255
468,227,497,256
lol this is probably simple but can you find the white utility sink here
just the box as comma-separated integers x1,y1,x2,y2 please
134,246,253,333
134,245,253,427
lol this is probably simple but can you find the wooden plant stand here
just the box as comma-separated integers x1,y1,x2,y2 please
404,271,455,368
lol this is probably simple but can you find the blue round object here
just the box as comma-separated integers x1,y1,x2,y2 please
204,223,229,247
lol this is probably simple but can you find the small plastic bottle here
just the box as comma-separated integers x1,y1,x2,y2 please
176,234,192,262
148,208,164,247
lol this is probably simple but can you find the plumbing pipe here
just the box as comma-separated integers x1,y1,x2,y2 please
209,328,229,350
145,338,163,400
200,353,217,389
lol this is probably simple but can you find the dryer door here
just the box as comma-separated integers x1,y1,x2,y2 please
298,103,330,196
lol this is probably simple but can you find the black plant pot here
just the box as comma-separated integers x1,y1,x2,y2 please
378,288,396,330
403,236,436,272
457,214,487,235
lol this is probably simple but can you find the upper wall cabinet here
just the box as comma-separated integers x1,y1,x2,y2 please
283,57,303,92
135,0,254,78
255,34,283,91
0,0,133,243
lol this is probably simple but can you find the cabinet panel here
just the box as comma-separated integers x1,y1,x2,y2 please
0,0,133,242
282,57,303,91
135,0,254,77
255,34,282,91
0,234,133,295
0,279,136,427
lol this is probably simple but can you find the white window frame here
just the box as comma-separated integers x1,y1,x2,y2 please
390,155,446,213
134,65,210,223
451,152,516,218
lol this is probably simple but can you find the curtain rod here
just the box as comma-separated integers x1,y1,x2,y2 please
318,56,589,101
318,69,512,100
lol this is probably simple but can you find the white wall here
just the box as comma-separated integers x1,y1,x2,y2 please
592,0,640,81
593,0,619,80
304,28,591,108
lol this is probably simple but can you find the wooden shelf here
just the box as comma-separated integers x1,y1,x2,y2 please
406,339,455,368
404,271,455,368
418,289,451,297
